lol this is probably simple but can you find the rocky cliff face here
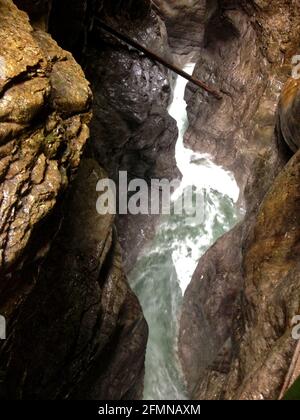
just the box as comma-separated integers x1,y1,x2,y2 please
89,1,180,272
278,78,300,153
0,0,92,278
1,158,147,399
49,0,180,272
178,0,300,400
2,0,300,401
13,0,52,29
0,0,147,399
188,139,300,400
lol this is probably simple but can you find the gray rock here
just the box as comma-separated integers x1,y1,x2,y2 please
278,78,300,153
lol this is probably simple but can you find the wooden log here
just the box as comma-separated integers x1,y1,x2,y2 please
94,18,223,100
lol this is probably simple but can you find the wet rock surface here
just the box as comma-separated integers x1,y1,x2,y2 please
179,223,244,395
0,0,92,276
278,78,300,153
0,0,147,400
179,0,300,399
89,1,180,271
183,6,281,196
191,149,300,399
152,0,206,58
49,0,180,272
0,159,147,399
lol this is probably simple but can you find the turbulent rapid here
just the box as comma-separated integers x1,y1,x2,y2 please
129,65,241,400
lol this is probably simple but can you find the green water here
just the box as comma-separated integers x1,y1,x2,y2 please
129,190,240,400
128,69,241,400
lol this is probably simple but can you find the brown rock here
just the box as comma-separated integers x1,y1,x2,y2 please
179,0,300,400
0,1,147,401
151,0,206,58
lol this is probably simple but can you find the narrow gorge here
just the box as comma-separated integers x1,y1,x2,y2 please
0,0,300,401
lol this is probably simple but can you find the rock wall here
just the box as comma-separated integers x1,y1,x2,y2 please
179,0,300,400
0,0,148,400
0,158,147,399
88,5,178,182
191,144,300,399
152,0,206,59
86,0,179,272
14,0,52,29
4,0,300,401
278,78,300,153
0,0,92,278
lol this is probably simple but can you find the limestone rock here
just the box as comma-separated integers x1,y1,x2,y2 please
0,159,148,399
192,150,300,399
0,0,92,275
0,1,148,400
179,0,300,400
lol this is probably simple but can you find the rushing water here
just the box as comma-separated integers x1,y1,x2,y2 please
129,64,241,400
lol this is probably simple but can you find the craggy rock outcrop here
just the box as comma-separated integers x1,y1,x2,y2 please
88,1,178,182
0,159,147,399
0,0,147,400
0,0,92,277
183,0,300,197
278,78,300,153
183,3,285,197
192,149,300,400
179,0,300,399
14,0,52,29
242,0,300,65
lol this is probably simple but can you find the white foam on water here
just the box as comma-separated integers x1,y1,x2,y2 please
0,56,6,80
168,64,240,294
